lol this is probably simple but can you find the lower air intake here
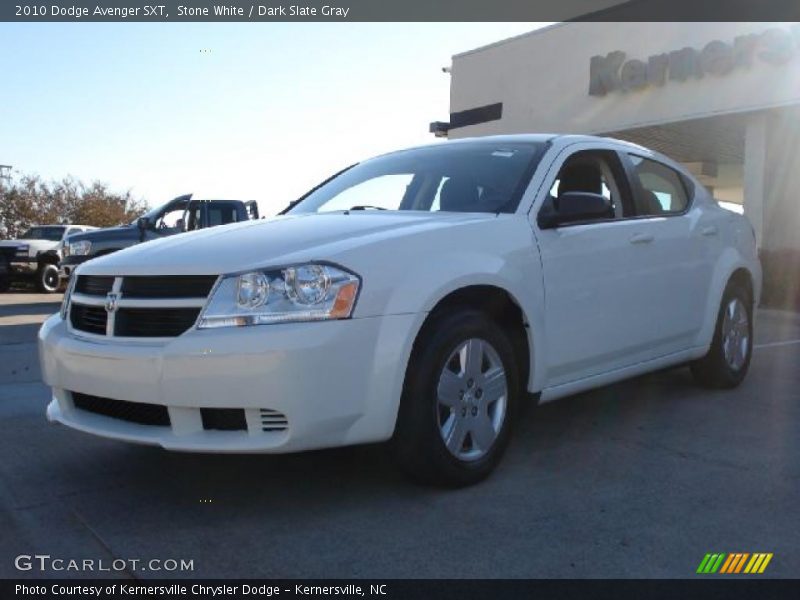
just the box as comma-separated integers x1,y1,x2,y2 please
72,392,170,427
200,408,247,431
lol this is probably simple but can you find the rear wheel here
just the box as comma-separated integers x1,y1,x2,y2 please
392,309,520,487
690,282,753,389
36,263,60,294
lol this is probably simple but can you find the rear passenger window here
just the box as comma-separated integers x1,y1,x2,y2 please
628,156,689,216
208,205,240,226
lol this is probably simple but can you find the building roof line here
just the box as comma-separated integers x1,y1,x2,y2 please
451,22,566,60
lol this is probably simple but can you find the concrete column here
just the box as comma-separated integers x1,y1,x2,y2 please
743,112,767,249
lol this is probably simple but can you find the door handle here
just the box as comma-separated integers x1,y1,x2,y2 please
701,225,718,236
629,233,654,244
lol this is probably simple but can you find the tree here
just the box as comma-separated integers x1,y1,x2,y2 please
0,174,147,238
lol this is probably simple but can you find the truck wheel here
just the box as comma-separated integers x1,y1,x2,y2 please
36,263,60,294
690,281,753,389
393,308,520,487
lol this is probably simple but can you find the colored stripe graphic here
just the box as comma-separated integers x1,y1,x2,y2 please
697,553,727,573
719,554,736,573
758,553,773,573
721,553,750,573
696,554,713,573
700,553,774,574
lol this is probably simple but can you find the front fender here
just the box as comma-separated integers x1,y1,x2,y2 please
369,247,546,395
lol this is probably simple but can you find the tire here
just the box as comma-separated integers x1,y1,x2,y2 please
392,308,521,487
690,281,753,389
36,263,60,294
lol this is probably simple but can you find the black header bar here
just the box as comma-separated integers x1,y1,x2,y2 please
4,579,800,600
3,0,800,22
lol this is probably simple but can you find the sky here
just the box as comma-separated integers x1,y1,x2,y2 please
1,23,547,215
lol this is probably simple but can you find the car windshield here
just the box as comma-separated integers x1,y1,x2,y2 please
20,226,65,241
287,141,546,215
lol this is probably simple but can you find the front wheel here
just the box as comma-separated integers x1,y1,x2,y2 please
690,282,753,389
36,263,60,293
392,309,520,487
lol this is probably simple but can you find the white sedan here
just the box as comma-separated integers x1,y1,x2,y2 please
38,135,761,486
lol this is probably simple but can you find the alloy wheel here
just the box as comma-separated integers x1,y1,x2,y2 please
436,338,508,461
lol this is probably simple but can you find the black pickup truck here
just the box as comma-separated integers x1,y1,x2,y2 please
60,194,259,280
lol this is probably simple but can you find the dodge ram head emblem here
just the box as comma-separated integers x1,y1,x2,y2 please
104,292,120,313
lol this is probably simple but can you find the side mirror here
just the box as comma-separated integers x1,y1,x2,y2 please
538,192,613,229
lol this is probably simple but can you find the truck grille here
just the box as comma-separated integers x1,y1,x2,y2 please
69,275,216,338
72,392,170,427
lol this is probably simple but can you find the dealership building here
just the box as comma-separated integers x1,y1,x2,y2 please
436,22,800,305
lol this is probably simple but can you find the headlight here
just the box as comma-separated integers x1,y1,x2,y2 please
60,276,76,320
68,240,92,256
197,263,360,329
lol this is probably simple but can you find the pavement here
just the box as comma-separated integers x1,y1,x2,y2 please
0,291,798,579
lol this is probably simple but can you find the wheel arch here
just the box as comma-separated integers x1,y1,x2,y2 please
408,283,537,398
37,251,60,266
699,253,760,349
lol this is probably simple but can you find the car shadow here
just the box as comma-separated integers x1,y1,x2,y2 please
41,365,703,516
0,301,61,318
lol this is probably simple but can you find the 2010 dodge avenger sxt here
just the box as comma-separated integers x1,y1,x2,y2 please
39,135,761,485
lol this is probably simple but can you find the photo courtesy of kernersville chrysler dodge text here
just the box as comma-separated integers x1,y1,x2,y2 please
39,134,760,486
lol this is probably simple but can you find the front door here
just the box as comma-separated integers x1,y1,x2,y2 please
534,147,672,386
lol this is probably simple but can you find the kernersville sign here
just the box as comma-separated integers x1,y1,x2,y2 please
589,26,800,96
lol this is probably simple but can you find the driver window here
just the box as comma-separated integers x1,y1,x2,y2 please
547,151,630,220
156,204,188,232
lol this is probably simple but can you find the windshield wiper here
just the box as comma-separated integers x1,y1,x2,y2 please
347,205,388,211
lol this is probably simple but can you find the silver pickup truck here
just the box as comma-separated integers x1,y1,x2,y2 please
0,224,96,292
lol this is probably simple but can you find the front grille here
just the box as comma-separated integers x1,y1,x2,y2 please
70,304,107,335
114,307,201,337
260,409,289,432
121,276,217,298
201,408,247,431
68,274,213,338
72,392,170,427
75,275,114,296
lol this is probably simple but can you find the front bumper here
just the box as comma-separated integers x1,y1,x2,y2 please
38,312,417,453
7,257,37,275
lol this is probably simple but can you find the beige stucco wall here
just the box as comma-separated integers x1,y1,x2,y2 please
449,22,800,137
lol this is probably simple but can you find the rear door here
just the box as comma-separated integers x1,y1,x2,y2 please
620,153,714,354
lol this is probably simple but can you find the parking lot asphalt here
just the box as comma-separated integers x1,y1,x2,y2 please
0,291,798,579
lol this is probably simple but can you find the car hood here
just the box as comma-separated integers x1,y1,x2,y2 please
79,211,501,276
